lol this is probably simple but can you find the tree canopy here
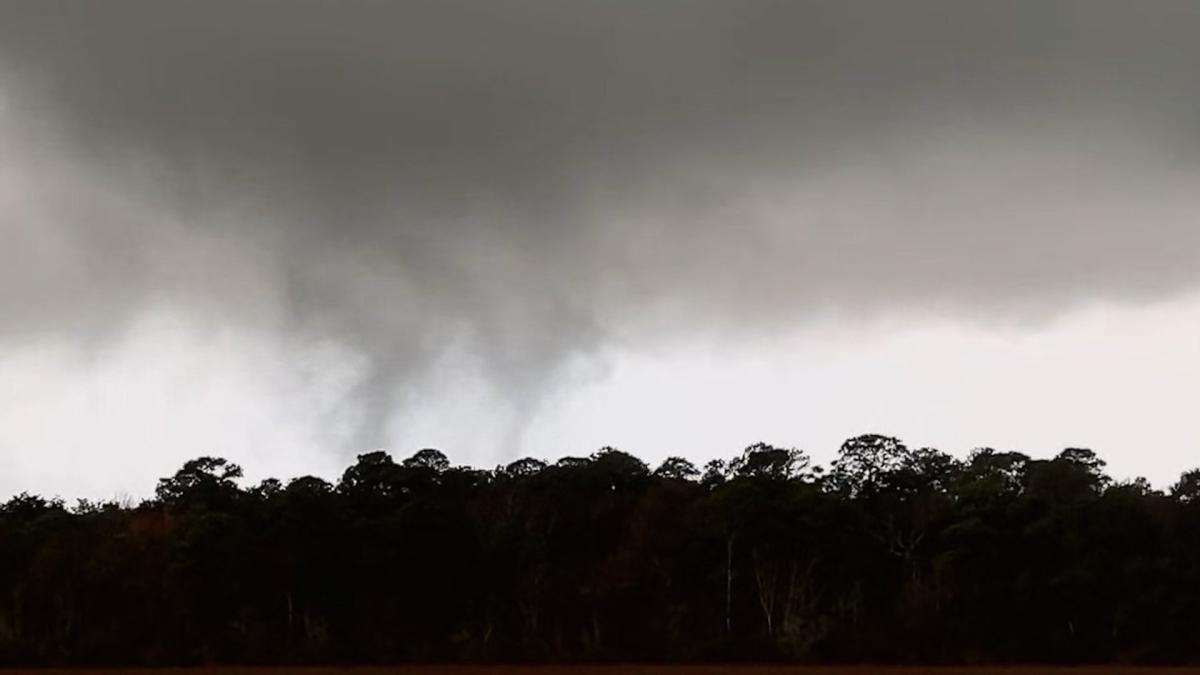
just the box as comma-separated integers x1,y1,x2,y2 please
0,437,1196,665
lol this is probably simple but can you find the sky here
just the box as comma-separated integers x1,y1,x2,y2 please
1,0,1199,499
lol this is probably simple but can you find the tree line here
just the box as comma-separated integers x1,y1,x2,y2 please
2,436,1199,665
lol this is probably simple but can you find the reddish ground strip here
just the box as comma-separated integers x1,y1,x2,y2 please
2,662,1200,667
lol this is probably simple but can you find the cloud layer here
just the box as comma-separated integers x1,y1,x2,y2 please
2,1,1200,460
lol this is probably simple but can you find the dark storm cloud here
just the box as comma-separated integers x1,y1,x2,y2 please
2,0,1200,450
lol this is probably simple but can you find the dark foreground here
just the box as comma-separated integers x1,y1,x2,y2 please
5,443,1200,664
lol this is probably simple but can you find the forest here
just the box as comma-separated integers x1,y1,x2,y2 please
1,436,1199,666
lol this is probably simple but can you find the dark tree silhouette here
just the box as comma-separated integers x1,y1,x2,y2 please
155,456,243,509
654,457,700,481
0,438,1196,665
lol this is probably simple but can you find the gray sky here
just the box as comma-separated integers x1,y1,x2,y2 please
1,0,1199,498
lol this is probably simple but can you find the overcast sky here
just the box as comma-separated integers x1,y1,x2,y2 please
2,1,1199,498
